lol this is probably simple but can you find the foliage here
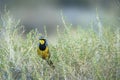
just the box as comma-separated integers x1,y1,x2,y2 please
0,11,120,80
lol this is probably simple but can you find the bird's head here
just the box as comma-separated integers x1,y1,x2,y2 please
39,36,48,45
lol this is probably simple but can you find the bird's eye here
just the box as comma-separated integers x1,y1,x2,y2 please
39,40,45,45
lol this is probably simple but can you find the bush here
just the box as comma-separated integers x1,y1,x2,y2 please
0,11,120,80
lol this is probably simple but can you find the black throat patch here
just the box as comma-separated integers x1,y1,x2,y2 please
39,43,46,51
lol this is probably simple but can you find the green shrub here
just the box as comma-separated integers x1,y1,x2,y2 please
0,11,120,80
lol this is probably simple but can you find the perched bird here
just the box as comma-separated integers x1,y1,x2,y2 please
37,37,55,69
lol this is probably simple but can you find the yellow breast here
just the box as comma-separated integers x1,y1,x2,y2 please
37,46,50,59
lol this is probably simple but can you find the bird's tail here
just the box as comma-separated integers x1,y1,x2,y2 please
46,59,55,69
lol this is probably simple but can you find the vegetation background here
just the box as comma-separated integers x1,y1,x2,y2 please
0,0,120,80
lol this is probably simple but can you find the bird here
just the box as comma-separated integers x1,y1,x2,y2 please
37,37,55,69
